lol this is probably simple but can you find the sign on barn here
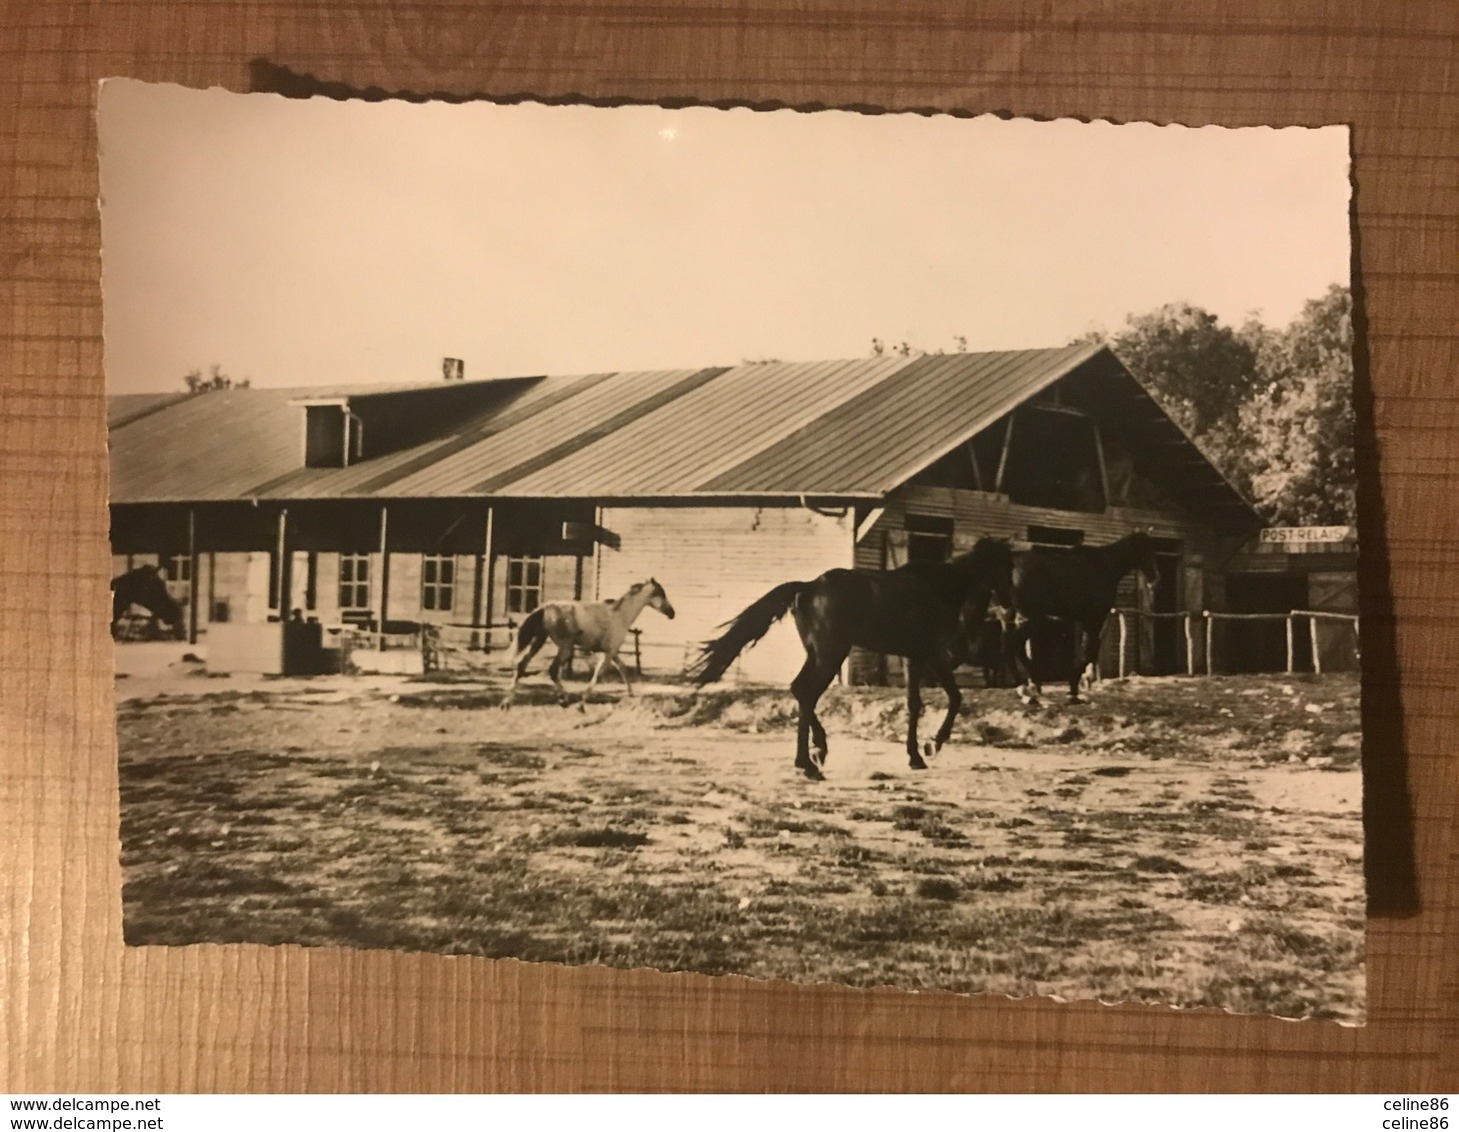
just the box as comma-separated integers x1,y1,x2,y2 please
1259,526,1355,545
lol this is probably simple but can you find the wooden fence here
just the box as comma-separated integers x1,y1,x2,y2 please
418,621,645,676
1107,607,1361,677
322,610,1358,682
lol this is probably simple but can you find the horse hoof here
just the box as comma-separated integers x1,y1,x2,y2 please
802,763,825,782
922,740,938,763
909,756,928,771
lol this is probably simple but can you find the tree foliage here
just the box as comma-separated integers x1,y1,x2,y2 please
1099,303,1259,436
874,285,1356,526
1235,286,1355,525
1099,285,1355,526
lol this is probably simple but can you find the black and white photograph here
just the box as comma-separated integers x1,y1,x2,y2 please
102,80,1362,1023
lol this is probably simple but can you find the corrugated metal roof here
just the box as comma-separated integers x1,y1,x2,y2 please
705,346,1100,495
107,348,1257,522
503,357,914,497
108,386,304,502
108,376,560,502
384,367,710,497
108,392,190,429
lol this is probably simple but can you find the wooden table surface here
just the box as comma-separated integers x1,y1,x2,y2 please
2,0,1455,1094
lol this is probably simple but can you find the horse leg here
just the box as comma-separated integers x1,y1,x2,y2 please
790,655,837,780
502,634,545,708
1006,616,1041,704
1072,619,1103,702
805,647,847,763
1067,624,1086,703
552,646,582,707
609,653,633,695
578,651,612,708
928,657,963,761
905,659,928,770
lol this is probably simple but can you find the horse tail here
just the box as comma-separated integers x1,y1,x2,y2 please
514,607,547,656
689,581,807,685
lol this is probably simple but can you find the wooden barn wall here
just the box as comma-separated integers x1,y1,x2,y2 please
597,504,854,682
8,0,1451,1098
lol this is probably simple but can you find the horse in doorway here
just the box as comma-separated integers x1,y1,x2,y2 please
503,579,676,707
1001,530,1161,704
111,564,185,640
689,538,1014,781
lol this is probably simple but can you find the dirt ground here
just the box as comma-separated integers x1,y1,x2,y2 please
115,643,1365,1024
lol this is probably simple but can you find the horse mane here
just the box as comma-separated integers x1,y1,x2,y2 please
901,537,1012,609
607,581,649,610
1098,530,1156,569
954,536,1012,569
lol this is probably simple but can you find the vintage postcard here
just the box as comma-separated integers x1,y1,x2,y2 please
102,81,1362,1022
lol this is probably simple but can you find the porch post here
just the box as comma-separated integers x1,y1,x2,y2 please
471,551,486,649
275,508,292,621
275,508,293,673
187,507,199,645
481,505,495,649
377,504,390,651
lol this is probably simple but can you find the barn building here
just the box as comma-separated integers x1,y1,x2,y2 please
109,344,1272,684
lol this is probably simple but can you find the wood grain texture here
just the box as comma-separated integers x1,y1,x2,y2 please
2,0,1456,1094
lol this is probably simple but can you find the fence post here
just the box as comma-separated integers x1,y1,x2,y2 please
1117,611,1127,679
1309,614,1322,675
1286,614,1294,674
1204,612,1214,676
1184,613,1193,675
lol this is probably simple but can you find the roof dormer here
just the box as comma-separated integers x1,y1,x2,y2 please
297,400,363,468
289,375,542,469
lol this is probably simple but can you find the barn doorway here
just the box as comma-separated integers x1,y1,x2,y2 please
1150,549,1183,675
1023,526,1081,684
1226,573,1310,673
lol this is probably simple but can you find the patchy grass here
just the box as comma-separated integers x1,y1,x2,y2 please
116,671,1364,1023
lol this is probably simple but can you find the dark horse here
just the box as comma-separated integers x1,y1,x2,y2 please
111,565,185,640
690,538,1014,780
1001,530,1161,704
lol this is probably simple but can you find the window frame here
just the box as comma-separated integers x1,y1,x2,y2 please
505,555,544,615
421,554,456,613
338,552,372,611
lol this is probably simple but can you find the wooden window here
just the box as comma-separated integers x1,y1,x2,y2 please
1027,525,1084,548
421,555,455,612
339,553,371,610
164,553,191,583
505,555,543,614
905,515,954,563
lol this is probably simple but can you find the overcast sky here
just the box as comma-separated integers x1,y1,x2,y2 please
99,80,1350,394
